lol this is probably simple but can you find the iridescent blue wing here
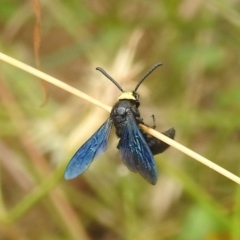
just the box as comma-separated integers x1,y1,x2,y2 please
118,112,158,185
64,118,113,179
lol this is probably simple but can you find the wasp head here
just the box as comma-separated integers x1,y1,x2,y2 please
96,63,162,108
118,91,140,107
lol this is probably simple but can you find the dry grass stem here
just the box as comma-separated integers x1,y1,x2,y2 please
140,125,240,185
0,52,111,112
0,51,239,185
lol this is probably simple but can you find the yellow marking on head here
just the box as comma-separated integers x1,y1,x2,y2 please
118,92,136,100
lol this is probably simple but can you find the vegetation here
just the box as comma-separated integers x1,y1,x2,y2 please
1,1,240,239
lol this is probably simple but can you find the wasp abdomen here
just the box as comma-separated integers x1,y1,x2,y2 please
142,127,175,155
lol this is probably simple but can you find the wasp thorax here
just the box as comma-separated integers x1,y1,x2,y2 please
118,92,137,101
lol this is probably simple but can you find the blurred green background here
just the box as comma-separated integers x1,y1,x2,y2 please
1,0,240,240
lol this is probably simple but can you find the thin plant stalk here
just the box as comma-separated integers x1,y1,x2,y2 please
0,52,239,185
140,125,240,185
0,52,111,112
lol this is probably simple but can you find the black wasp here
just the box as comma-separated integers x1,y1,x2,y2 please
64,63,175,185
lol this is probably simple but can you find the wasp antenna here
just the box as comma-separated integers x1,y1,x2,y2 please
134,63,163,92
96,67,124,92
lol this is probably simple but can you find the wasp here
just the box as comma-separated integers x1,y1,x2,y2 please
64,63,175,185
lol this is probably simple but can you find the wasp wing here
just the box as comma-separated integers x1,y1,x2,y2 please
64,118,113,180
118,112,158,185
